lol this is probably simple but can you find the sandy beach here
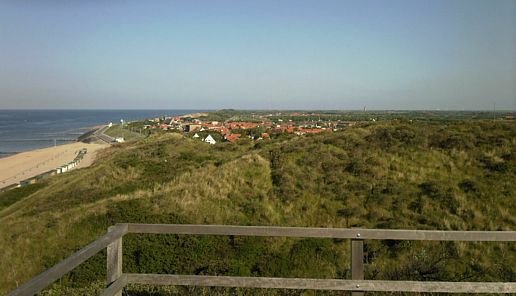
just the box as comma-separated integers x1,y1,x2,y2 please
0,142,108,189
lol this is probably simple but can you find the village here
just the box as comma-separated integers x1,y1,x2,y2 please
138,112,360,144
109,109,516,145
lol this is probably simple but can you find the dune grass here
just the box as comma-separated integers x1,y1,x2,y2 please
0,183,46,211
105,124,144,141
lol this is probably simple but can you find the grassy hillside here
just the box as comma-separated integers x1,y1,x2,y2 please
104,124,145,141
0,121,515,295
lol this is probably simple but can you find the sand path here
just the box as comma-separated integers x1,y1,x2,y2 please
0,142,108,189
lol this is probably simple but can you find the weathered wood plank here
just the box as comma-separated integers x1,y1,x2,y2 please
351,239,364,296
7,224,127,296
107,226,123,296
124,274,516,293
125,224,516,241
99,275,127,296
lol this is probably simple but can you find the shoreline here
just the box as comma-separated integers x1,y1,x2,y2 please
0,152,18,159
0,140,109,190
0,126,109,189
0,111,200,191
0,109,200,156
0,120,120,158
0,125,104,156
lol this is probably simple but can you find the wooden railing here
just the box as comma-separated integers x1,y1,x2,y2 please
7,224,516,296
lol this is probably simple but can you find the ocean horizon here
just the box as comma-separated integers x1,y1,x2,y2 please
0,109,205,156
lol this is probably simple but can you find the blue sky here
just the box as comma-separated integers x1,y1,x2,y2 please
0,0,514,110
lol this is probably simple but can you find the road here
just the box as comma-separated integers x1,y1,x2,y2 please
93,126,115,144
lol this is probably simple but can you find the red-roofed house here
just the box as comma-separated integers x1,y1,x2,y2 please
224,133,241,142
226,122,261,130
274,125,295,133
297,128,330,135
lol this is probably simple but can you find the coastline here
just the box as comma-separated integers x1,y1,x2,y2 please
0,152,17,159
0,110,200,190
0,124,104,157
0,139,108,190
0,109,201,158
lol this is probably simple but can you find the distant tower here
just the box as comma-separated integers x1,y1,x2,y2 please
363,106,367,112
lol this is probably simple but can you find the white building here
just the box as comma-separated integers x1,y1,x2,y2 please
203,134,216,145
193,133,200,138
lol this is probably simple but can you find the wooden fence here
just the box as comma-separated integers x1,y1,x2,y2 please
7,224,516,296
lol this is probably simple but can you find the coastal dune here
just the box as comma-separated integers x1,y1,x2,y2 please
0,142,108,189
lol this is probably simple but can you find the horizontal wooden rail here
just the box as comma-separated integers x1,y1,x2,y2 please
125,223,516,241
7,224,127,296
124,274,516,293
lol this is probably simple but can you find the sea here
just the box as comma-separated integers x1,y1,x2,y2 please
0,110,204,157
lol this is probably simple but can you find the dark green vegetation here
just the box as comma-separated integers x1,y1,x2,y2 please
0,183,46,211
201,109,513,123
200,109,251,122
0,120,515,295
266,111,512,123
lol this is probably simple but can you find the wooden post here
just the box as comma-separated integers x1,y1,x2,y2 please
351,238,364,296
107,226,123,296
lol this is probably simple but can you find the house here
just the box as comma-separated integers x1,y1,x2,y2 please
224,133,241,143
204,125,230,136
226,122,261,130
297,128,329,135
183,123,202,132
219,127,230,136
274,125,295,133
203,134,216,144
203,122,222,130
193,133,200,139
